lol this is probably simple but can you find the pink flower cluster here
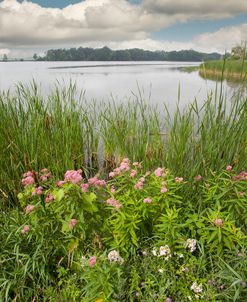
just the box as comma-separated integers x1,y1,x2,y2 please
40,169,52,182
89,256,97,267
144,197,152,204
80,183,89,192
214,218,224,227
226,165,233,171
109,158,130,178
161,181,168,193
106,198,121,209
175,177,183,183
88,177,106,187
45,193,54,203
25,204,35,214
56,180,66,187
64,169,82,184
194,175,203,181
233,171,247,181
32,186,43,196
21,225,30,235
154,167,165,177
133,162,142,169
21,171,35,187
134,177,145,190
69,218,78,229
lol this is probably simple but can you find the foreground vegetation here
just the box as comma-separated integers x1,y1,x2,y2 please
0,83,247,301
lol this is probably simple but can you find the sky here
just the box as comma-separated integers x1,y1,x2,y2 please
0,0,247,58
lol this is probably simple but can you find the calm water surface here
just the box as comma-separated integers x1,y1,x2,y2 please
0,61,242,110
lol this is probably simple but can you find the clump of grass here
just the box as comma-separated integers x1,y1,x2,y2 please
0,82,246,205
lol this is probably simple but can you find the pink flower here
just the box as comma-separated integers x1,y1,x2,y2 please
122,158,130,163
45,193,54,203
88,177,98,186
161,187,168,193
25,205,35,214
133,162,142,169
23,171,34,178
80,183,89,192
130,170,138,177
134,181,143,190
139,177,145,182
21,225,30,235
56,180,65,187
69,219,78,229
154,167,164,177
32,186,43,196
22,175,35,187
120,161,130,171
110,186,116,194
214,218,224,227
106,198,121,209
226,165,232,171
195,175,203,181
109,172,115,178
175,177,183,183
89,256,97,267
144,197,152,204
145,171,151,176
40,168,48,173
64,170,82,184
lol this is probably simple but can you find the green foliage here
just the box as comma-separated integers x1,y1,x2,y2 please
1,164,247,301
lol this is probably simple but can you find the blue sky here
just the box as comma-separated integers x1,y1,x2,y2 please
1,0,247,58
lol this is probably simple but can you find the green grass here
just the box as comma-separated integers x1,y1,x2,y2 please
199,59,247,81
0,82,247,205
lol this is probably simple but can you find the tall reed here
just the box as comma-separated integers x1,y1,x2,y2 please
0,82,246,205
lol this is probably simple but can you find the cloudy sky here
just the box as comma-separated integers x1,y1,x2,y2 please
1,0,247,58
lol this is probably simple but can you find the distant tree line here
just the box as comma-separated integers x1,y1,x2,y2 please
33,46,221,62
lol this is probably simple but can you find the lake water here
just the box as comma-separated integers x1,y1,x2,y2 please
0,61,242,110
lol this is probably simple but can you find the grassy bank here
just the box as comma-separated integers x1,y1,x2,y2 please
0,82,247,205
199,59,247,81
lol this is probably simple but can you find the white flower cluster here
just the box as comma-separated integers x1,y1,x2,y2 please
185,238,197,252
191,282,203,293
108,250,124,263
159,245,172,260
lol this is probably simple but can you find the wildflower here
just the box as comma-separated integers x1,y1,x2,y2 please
80,183,89,192
23,171,33,178
159,245,171,260
89,256,97,267
139,177,145,182
135,292,140,298
110,186,116,194
108,250,124,263
32,186,43,196
56,180,65,187
152,248,157,256
120,161,130,171
175,177,183,183
21,225,30,235
144,197,152,204
194,175,203,181
140,282,145,288
106,198,121,209
185,239,197,252
81,256,87,268
154,167,164,177
40,172,52,181
122,158,130,163
208,280,215,286
133,162,142,169
157,268,164,273
145,171,151,176
69,219,78,229
226,165,232,171
25,204,35,214
239,191,245,197
191,282,203,293
240,281,247,288
166,298,172,302
214,218,224,227
130,170,138,177
40,168,48,173
21,175,35,187
109,172,115,178
45,193,54,203
219,284,225,290
161,187,168,193
134,181,143,190
237,250,242,257
64,169,82,184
